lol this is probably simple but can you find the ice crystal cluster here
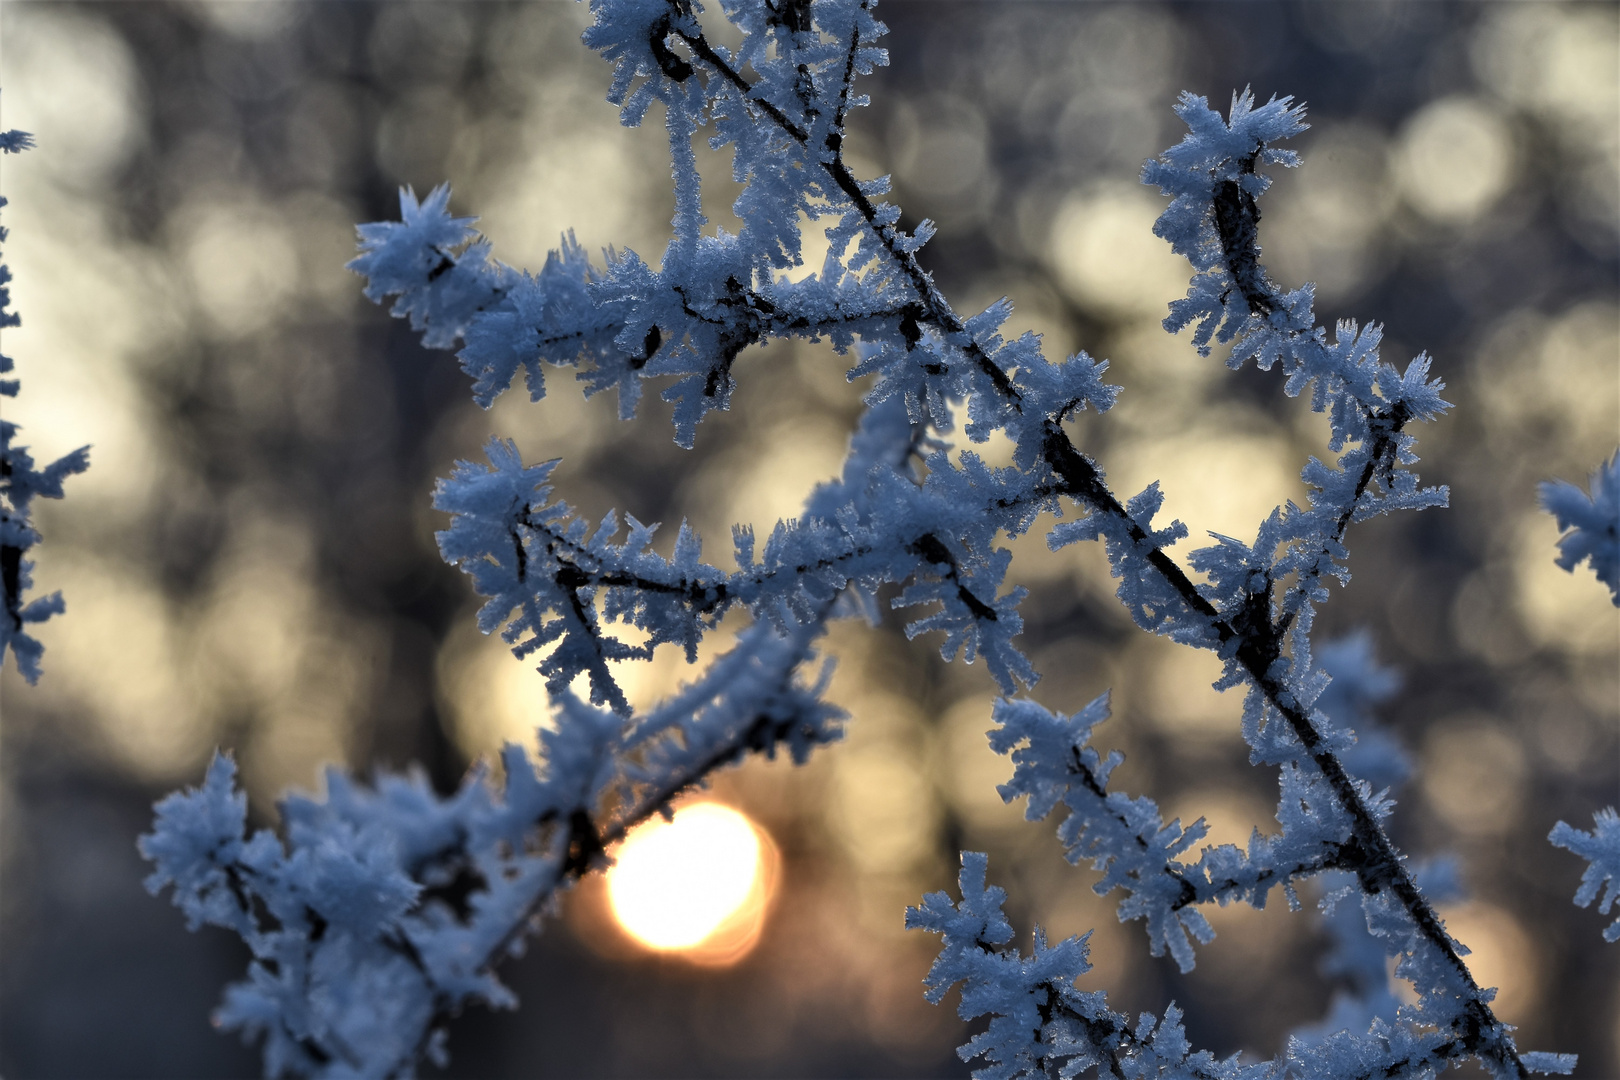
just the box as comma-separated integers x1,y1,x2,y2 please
1538,456,1620,948
0,125,89,683
136,2,1615,1077
1540,452,1620,606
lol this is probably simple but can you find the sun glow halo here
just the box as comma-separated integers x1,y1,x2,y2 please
605,802,773,964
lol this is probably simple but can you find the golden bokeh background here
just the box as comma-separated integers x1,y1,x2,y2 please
0,2,1615,1077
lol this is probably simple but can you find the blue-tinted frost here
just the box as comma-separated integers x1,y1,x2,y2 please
0,125,90,682
1549,808,1620,943
141,6,1586,1079
1540,451,1619,605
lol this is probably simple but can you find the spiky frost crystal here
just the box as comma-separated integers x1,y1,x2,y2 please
1540,452,1620,604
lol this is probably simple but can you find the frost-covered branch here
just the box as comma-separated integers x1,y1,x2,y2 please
623,39,1483,1063
427,404,1058,720
989,87,1522,1077
1538,459,1617,943
0,126,89,683
990,693,1359,972
143,2,1581,1077
908,853,1243,1080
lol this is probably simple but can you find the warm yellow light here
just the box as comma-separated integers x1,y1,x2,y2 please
605,802,773,964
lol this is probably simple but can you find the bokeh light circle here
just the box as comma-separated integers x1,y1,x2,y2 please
605,803,773,964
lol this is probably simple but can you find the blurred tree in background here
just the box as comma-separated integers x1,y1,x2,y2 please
0,2,1615,1077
